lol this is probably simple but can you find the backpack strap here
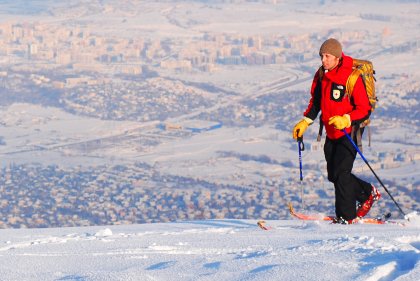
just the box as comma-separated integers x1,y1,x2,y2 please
317,116,323,142
346,68,362,98
351,125,364,153
346,62,373,148
316,67,324,142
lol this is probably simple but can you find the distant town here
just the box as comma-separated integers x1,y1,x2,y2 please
0,158,418,228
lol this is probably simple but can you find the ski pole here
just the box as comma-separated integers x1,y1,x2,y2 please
342,130,408,219
297,135,305,209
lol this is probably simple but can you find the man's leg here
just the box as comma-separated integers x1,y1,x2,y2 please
324,137,360,220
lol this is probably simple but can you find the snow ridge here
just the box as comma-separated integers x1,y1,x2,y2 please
0,217,419,281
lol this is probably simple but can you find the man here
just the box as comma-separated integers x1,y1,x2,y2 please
292,38,380,224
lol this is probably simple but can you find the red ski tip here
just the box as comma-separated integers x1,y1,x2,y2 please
257,220,271,230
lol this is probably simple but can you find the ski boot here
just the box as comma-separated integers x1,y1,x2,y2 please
357,184,381,218
332,217,358,225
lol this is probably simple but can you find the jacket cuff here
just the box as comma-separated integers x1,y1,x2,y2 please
303,116,314,125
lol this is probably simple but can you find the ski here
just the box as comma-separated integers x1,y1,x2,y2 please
257,220,272,230
288,203,405,226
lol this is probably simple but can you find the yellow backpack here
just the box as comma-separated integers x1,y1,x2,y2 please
345,59,377,127
346,59,377,149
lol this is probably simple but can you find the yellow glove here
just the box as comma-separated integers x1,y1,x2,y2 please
292,117,312,140
328,114,351,130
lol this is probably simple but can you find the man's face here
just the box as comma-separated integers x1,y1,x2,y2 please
321,53,340,71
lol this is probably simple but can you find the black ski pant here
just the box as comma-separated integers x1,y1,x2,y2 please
324,134,372,220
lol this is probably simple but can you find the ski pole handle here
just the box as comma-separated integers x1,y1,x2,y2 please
297,137,305,151
296,129,305,151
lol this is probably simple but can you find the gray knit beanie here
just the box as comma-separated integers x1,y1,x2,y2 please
319,38,342,58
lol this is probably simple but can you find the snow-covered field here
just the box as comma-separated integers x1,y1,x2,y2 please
0,214,419,281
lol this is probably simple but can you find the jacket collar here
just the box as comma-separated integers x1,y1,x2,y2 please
323,54,353,84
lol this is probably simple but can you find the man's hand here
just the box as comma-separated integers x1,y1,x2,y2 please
328,114,351,130
293,118,312,140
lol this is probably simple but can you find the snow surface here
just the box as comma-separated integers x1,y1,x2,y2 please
0,213,419,281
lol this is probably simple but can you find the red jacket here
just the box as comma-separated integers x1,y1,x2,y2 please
303,54,371,140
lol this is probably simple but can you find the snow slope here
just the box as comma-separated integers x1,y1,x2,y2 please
0,214,419,281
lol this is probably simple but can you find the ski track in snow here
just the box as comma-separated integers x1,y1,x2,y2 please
0,218,418,281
